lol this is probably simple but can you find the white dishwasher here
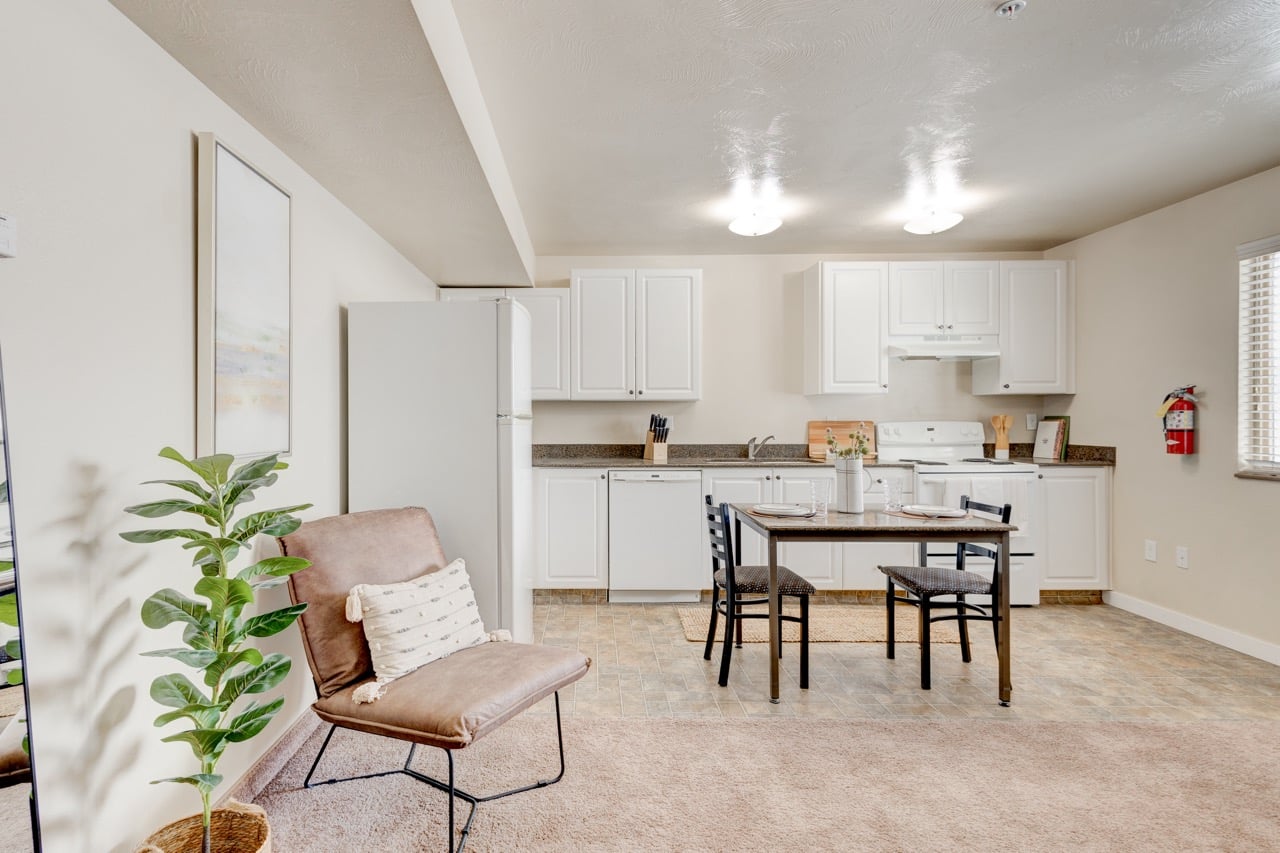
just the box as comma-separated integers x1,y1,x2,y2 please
608,469,704,603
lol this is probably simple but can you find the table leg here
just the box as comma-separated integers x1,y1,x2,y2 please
998,531,1012,706
768,535,780,704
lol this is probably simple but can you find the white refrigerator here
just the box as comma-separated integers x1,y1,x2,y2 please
347,299,534,642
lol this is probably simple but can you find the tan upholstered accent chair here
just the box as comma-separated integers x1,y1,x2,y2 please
279,507,590,852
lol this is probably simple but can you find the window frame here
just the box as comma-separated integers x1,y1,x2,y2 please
1237,234,1280,482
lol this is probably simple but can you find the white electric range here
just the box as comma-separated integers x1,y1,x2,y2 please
876,421,1042,605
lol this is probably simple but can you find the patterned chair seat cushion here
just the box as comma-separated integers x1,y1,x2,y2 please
877,564,992,597
715,564,815,596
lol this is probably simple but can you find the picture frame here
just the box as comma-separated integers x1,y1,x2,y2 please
1033,418,1067,461
196,132,292,458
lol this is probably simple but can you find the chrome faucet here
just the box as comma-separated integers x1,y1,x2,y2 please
746,435,775,460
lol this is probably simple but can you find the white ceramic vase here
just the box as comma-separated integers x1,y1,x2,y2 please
834,457,864,513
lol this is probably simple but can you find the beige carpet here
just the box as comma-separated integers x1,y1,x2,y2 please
677,603,961,644
254,717,1280,851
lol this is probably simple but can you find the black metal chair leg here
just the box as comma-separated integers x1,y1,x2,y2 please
885,578,896,659
799,593,810,689
719,598,735,686
920,596,932,690
957,592,972,663
703,586,720,661
734,600,744,648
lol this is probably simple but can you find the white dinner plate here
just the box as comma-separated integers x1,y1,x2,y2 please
899,504,968,519
750,503,816,518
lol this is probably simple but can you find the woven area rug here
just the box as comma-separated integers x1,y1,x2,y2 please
675,603,961,644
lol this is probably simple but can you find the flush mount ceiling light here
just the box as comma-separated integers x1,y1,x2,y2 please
728,211,782,236
903,209,964,235
995,0,1027,19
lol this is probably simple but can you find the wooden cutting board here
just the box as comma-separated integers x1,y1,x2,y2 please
807,420,876,461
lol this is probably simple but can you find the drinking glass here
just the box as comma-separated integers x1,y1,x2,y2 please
880,477,903,512
810,479,831,517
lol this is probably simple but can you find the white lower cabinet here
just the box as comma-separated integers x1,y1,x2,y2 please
534,469,609,588
1039,466,1112,589
772,470,841,589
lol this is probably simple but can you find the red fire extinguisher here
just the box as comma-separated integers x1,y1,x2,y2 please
1160,385,1198,455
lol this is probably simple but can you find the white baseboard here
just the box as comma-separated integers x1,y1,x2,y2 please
1104,591,1280,666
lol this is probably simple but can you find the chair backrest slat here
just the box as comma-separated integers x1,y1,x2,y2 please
954,495,1013,568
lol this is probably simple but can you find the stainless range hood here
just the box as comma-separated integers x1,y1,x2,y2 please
887,341,1001,361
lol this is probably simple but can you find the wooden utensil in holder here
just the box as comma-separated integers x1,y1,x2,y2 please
644,430,668,464
991,414,1012,460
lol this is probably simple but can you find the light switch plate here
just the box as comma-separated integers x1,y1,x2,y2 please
1144,539,1157,562
1025,413,1038,430
1175,546,1189,569
0,213,15,258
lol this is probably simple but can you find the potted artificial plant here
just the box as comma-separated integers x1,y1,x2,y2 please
121,448,312,853
827,425,869,513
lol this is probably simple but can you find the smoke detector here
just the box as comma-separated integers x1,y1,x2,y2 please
995,0,1027,18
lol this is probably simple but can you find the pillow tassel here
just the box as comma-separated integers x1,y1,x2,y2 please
352,680,387,704
487,629,512,643
346,588,365,622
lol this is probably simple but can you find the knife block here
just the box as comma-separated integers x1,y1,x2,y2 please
643,430,668,464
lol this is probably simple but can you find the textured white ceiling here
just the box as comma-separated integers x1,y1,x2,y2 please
110,0,532,284
111,0,1280,276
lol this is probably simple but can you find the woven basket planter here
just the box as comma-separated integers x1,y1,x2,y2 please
136,801,271,853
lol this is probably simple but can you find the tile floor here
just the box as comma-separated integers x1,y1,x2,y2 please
528,602,1280,722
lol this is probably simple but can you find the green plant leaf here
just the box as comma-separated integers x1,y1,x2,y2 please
202,648,264,689
141,478,212,500
226,697,283,743
220,654,290,707
236,556,310,583
4,638,20,659
153,701,223,729
141,589,210,630
123,498,199,518
119,527,206,544
6,670,22,686
150,673,212,709
0,594,17,627
151,773,223,795
141,647,218,669
193,576,254,620
182,622,216,651
229,454,283,485
159,447,233,489
229,506,313,541
161,727,231,760
243,603,307,638
183,537,242,566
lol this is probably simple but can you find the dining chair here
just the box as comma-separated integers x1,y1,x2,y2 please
278,507,591,852
877,495,1013,690
703,496,813,689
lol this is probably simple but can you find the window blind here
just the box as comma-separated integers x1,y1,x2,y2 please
1238,235,1280,479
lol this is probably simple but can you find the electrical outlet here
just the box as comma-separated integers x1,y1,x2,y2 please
1143,539,1157,562
1026,413,1038,431
1175,546,1189,569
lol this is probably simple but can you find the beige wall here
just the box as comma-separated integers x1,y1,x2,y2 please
533,253,1046,446
0,3,436,850
1046,164,1280,650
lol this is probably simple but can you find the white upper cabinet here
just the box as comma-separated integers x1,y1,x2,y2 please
514,289,571,400
803,261,890,395
571,268,702,401
889,261,998,336
439,287,571,400
972,260,1076,395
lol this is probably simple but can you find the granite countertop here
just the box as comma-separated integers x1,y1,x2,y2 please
532,444,913,469
533,443,1115,468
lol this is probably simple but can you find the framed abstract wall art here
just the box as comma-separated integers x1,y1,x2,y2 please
196,132,292,457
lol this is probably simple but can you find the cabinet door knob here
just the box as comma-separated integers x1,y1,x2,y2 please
638,389,644,395
765,475,772,480
881,383,888,389
629,389,635,395
946,324,954,329
601,474,606,479
1003,383,1010,389
936,324,944,330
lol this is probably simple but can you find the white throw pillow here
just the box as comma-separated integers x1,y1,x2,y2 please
346,557,488,682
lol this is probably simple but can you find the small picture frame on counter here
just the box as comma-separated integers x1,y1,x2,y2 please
1040,415,1070,461
1033,417,1068,461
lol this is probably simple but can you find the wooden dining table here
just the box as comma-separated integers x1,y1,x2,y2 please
730,504,1018,706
